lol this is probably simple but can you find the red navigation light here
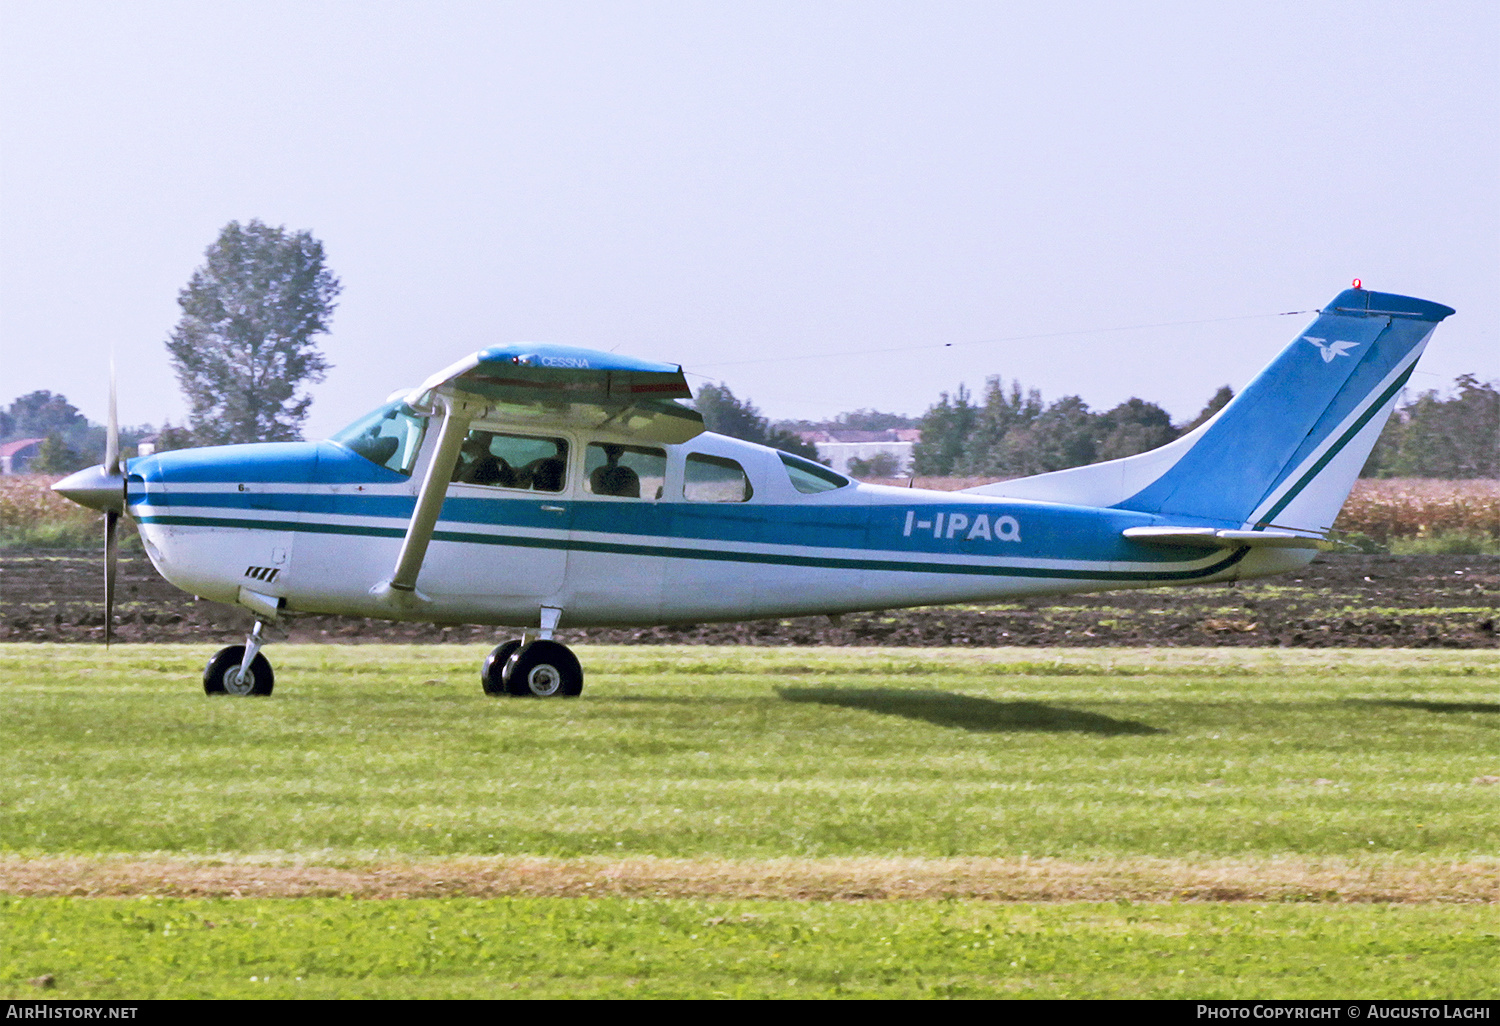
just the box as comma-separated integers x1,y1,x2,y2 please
1352,278,1363,289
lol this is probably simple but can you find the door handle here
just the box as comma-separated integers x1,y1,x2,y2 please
540,505,566,513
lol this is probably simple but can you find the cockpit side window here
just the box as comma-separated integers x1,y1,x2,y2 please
585,443,666,499
684,453,753,502
331,401,427,476
779,452,850,494
452,429,569,493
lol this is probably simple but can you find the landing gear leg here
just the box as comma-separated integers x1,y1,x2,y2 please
203,620,275,696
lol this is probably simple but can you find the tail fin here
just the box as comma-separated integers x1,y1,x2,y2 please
966,287,1455,533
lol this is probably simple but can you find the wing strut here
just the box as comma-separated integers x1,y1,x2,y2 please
382,395,476,595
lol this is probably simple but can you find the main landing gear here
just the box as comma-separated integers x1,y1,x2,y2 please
204,620,274,696
199,611,584,699
481,606,583,698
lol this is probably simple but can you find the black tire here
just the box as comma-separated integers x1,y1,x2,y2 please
203,645,274,696
481,640,523,696
503,640,583,697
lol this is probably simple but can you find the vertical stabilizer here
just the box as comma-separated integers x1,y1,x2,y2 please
966,287,1454,534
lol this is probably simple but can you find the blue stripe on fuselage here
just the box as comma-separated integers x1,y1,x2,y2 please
134,484,1220,569
127,434,1239,577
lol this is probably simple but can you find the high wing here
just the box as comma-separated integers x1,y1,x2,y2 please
406,343,703,444
384,344,704,597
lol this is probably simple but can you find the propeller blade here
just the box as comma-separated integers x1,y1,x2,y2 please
104,353,120,476
105,508,118,648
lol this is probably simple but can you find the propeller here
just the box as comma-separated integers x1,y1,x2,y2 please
53,356,126,646
104,355,120,647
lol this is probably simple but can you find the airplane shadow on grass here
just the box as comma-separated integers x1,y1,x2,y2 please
775,687,1163,735
1346,699,1500,715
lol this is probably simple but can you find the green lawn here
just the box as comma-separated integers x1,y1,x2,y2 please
3,896,1495,999
2,645,1495,860
1,643,1495,999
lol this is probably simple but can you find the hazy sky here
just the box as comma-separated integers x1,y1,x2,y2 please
2,0,1496,440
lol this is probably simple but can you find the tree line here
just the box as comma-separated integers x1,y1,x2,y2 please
900,373,1497,479
906,379,1232,478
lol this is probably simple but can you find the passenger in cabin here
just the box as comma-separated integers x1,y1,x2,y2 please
524,456,566,493
589,445,641,498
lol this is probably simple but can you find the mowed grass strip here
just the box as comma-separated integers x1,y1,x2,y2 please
2,854,1495,903
3,896,1495,999
2,644,1496,864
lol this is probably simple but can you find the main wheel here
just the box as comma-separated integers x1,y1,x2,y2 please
203,645,274,696
503,640,583,697
480,640,523,696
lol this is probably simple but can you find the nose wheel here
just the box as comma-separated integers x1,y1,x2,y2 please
204,621,275,696
481,639,583,697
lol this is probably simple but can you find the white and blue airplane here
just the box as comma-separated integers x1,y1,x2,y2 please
54,285,1453,697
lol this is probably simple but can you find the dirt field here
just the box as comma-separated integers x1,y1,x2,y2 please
2,548,1494,648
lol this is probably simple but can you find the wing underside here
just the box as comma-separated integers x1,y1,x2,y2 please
406,343,705,444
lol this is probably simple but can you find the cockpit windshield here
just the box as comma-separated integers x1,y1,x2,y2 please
331,401,427,475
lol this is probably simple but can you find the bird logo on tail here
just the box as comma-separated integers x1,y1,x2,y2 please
1303,336,1360,363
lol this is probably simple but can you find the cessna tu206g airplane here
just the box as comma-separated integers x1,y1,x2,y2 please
54,285,1454,698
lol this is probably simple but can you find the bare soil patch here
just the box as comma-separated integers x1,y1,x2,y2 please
2,549,1493,648
1,856,1492,903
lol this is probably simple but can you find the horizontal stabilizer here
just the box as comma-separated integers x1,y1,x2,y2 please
1122,526,1321,549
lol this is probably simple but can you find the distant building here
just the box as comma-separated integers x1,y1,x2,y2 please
0,438,45,475
797,428,921,477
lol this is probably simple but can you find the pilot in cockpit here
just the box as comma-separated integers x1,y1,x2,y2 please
453,434,513,487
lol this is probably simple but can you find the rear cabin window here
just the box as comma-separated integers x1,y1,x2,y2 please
585,443,667,499
332,401,427,476
452,429,568,493
779,452,850,494
684,453,753,503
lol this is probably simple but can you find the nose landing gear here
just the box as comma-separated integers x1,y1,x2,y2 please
204,621,275,696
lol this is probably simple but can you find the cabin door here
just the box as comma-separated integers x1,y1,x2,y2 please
419,427,574,607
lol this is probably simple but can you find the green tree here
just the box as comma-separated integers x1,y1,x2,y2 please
166,220,341,445
1177,385,1234,434
30,433,85,474
955,377,1043,476
1026,395,1099,473
911,384,977,475
152,423,197,454
832,409,917,431
693,382,821,460
1374,375,1499,478
846,452,902,478
1096,397,1177,461
3,391,91,447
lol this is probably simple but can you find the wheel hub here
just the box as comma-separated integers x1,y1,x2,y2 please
526,664,561,696
224,667,255,696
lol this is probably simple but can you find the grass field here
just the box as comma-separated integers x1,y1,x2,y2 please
2,644,1497,998
3,897,1493,998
